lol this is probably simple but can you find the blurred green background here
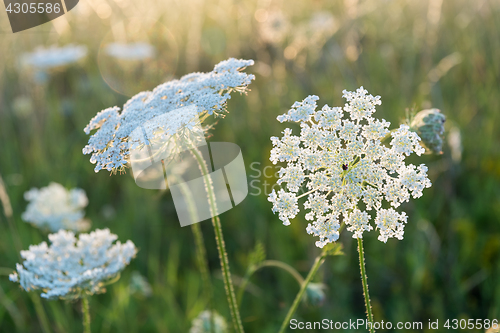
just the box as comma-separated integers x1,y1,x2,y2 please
1,0,499,332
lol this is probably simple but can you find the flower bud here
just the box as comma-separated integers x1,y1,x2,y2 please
129,271,152,298
410,109,446,154
303,282,327,306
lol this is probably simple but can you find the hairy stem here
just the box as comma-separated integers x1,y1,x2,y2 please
82,297,91,333
190,147,244,333
357,238,375,333
238,260,304,305
278,253,326,333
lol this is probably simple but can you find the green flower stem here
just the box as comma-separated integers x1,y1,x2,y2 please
166,171,215,332
278,252,327,333
30,295,52,333
167,173,214,311
189,147,244,333
82,297,91,333
357,238,375,333
238,260,305,305
0,174,52,333
191,222,215,303
0,284,24,330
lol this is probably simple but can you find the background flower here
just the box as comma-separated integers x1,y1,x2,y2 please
190,310,228,333
20,44,88,70
22,182,90,232
9,229,136,300
105,42,156,61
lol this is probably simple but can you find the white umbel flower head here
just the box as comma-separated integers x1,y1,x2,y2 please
105,42,155,61
22,182,90,232
190,310,228,333
9,229,136,300
83,58,254,173
20,44,87,70
269,87,432,248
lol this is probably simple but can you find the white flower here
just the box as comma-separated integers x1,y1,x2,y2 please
375,208,407,243
268,189,299,226
277,95,319,123
342,86,381,121
83,58,254,173
105,42,155,61
269,87,432,247
391,124,425,156
345,208,373,239
190,310,228,333
20,44,87,70
22,182,90,232
259,10,289,44
9,229,136,300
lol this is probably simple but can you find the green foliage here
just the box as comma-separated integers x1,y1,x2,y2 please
247,242,266,269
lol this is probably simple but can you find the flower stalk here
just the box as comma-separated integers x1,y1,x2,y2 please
278,251,327,333
82,297,91,333
189,146,244,333
238,260,305,305
357,238,374,333
166,173,214,315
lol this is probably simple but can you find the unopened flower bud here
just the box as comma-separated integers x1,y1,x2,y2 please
129,271,152,297
303,282,327,306
410,109,446,154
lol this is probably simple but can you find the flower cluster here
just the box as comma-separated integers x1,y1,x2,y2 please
22,182,90,232
105,42,156,61
9,229,136,300
269,87,431,247
190,310,228,333
20,44,87,70
83,58,254,173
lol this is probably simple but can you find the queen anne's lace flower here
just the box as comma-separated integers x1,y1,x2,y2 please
9,229,136,300
22,182,90,232
190,310,228,333
269,87,432,248
105,42,155,60
83,58,254,173
21,44,87,70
